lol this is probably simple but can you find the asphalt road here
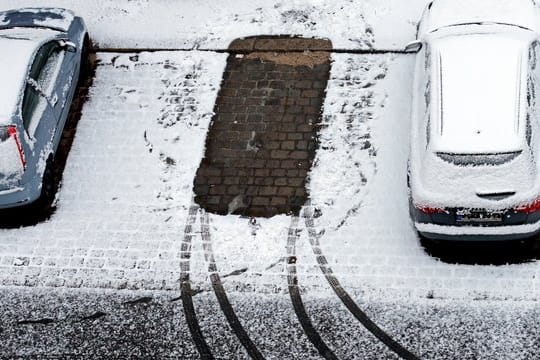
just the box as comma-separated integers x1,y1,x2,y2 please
1,287,538,359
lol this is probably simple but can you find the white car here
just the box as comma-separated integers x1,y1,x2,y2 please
407,0,540,240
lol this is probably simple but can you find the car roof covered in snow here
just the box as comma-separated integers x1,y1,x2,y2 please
419,0,540,35
428,25,536,154
0,27,59,123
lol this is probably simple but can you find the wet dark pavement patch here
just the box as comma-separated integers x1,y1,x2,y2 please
194,37,332,217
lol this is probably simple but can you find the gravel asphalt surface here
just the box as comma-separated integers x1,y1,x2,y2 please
1,288,538,359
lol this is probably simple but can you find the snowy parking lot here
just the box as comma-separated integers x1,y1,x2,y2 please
1,1,540,359
1,51,538,300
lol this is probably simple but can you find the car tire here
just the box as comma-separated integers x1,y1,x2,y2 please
37,156,57,210
79,34,92,82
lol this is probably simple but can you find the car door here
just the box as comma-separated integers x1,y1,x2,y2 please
21,42,59,173
38,40,75,145
52,38,78,145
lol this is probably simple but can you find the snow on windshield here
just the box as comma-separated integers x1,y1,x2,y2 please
0,27,60,125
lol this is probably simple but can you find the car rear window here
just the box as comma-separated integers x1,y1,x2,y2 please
436,151,522,166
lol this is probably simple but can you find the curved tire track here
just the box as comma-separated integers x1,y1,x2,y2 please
180,204,214,359
200,210,266,360
303,205,419,360
287,215,339,360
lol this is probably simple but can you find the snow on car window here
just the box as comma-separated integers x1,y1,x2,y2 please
28,94,47,136
35,49,61,95
24,79,48,136
437,151,522,166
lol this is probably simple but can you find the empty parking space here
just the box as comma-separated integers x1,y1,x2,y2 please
194,38,332,217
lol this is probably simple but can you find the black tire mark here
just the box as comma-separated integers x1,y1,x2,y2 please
286,215,339,360
181,204,214,359
303,205,419,360
200,210,265,360
17,318,55,325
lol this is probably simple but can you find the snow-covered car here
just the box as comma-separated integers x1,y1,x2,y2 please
0,8,90,209
407,0,540,240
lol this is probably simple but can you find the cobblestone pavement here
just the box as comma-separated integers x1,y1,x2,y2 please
0,51,538,299
1,50,540,359
0,51,227,290
194,38,331,217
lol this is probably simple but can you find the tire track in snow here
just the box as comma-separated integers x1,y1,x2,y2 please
180,204,214,359
200,210,266,360
286,215,339,360
303,204,419,360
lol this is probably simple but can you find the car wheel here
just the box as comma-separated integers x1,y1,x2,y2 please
37,156,57,210
79,34,92,82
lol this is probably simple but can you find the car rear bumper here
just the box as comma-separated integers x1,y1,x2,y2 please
410,199,540,241
0,183,40,209
415,221,540,241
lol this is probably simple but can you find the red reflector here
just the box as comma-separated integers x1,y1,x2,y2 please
7,125,26,169
514,198,540,214
416,205,446,215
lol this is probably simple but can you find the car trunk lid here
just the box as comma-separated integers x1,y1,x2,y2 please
0,125,25,191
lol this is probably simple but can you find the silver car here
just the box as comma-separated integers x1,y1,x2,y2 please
0,8,89,209
407,0,540,240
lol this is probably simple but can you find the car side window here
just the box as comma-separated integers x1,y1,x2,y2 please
21,41,64,135
529,41,540,149
34,42,63,97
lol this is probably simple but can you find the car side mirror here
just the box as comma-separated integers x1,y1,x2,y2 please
58,39,77,53
405,40,423,53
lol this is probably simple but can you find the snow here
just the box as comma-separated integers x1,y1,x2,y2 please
0,0,428,50
434,30,528,154
409,23,540,211
0,48,538,302
416,150,536,209
416,220,540,236
0,133,23,189
0,4,539,354
0,51,227,290
418,0,540,36
0,28,59,122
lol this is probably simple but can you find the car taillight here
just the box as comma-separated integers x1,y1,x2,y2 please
514,197,540,214
415,205,447,215
1,125,26,169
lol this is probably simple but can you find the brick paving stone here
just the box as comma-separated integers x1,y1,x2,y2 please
194,37,332,217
